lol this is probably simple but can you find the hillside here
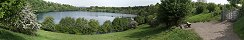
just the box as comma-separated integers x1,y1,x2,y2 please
27,0,79,13
0,24,201,40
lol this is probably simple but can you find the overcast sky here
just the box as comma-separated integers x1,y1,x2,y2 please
44,0,229,7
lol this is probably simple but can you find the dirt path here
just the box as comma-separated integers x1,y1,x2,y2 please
191,22,240,40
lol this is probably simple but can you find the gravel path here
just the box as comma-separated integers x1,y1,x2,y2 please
191,22,240,40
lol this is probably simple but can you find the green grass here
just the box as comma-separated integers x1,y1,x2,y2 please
234,17,244,40
185,13,220,23
0,24,201,40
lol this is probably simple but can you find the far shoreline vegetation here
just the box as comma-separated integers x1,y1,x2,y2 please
0,0,244,40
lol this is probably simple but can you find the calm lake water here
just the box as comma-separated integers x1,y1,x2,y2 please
37,11,137,25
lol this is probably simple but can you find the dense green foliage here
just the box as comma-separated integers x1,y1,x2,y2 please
0,24,201,40
207,3,222,16
239,2,244,17
79,3,160,15
41,17,135,35
26,0,79,13
41,16,56,31
227,0,241,7
235,1,244,40
134,16,146,24
0,0,80,35
100,20,112,33
158,0,193,27
184,2,222,23
81,4,159,27
0,0,41,35
112,17,131,32
75,18,91,34
81,6,148,14
88,19,100,34
194,2,209,14
234,17,244,40
0,0,24,19
185,13,220,23
58,17,76,34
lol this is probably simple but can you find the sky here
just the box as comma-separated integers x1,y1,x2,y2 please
44,0,229,7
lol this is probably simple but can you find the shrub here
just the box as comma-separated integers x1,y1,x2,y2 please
101,20,112,33
58,17,76,34
134,16,146,24
112,17,130,31
41,16,56,31
88,19,100,34
75,18,91,34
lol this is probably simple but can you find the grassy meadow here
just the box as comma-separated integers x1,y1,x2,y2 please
0,24,201,40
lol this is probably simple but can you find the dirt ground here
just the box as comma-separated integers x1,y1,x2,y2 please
190,21,240,40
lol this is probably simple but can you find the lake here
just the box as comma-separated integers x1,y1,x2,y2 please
37,11,137,25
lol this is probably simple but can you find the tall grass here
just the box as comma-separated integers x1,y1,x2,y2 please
233,17,244,40
185,13,220,23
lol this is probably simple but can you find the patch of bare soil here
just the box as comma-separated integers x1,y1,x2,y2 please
191,21,240,40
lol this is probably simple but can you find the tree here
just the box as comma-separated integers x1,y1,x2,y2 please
41,16,56,31
0,9,4,18
26,0,79,13
206,3,222,16
213,5,221,16
239,1,244,17
0,0,41,35
134,16,146,24
58,17,76,34
195,2,208,14
101,20,112,33
158,0,193,27
88,19,100,34
75,17,90,34
227,0,241,7
207,3,218,13
112,17,130,31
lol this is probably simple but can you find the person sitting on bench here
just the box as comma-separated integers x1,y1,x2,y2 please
186,22,191,28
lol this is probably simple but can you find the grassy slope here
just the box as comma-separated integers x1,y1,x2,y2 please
0,24,201,40
234,17,244,40
185,13,220,23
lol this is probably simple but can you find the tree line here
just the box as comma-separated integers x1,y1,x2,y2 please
27,0,80,13
41,16,138,35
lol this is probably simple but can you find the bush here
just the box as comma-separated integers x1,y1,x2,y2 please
112,17,130,31
41,16,56,31
58,17,76,34
75,18,90,34
100,20,112,33
134,16,146,24
88,19,100,34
